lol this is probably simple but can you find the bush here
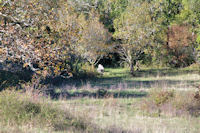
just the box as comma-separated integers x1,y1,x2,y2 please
141,89,175,117
149,89,175,106
166,24,196,68
142,89,200,117
0,90,101,132
0,90,59,125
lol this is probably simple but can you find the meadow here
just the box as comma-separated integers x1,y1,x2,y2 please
1,67,200,133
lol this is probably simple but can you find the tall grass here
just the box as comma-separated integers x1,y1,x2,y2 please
142,89,200,117
61,90,200,133
0,90,104,133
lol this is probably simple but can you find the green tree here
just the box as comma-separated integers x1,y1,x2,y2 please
150,0,196,67
180,0,200,63
68,0,128,32
77,11,111,70
113,0,160,75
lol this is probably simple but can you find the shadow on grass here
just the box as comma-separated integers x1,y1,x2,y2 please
1,67,199,100
42,68,200,93
97,79,199,89
46,89,148,99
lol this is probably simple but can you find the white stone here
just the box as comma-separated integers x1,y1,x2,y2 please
97,64,104,74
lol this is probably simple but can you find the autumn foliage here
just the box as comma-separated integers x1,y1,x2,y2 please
0,0,73,78
167,24,196,67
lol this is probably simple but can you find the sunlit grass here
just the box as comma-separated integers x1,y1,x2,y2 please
88,67,200,90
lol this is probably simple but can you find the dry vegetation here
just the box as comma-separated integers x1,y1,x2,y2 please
0,90,104,133
58,90,200,133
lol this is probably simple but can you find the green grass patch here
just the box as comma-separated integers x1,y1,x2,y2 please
84,67,200,90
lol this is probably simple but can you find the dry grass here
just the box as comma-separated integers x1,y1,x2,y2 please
0,90,105,133
57,94,200,133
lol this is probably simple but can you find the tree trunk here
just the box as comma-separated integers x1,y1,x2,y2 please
130,63,135,76
91,63,95,72
136,61,140,71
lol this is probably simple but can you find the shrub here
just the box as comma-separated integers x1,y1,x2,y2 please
149,89,175,106
0,90,101,132
0,90,59,125
141,89,175,117
166,24,196,68
142,89,200,117
187,89,200,117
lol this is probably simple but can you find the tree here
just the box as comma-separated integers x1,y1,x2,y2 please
77,11,111,70
167,24,196,67
158,0,198,67
180,0,200,63
113,0,160,75
147,0,185,66
0,0,81,78
97,0,129,32
68,0,128,32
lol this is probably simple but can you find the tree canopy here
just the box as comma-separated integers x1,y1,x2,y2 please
0,0,200,80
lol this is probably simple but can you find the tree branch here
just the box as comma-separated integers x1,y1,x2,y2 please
94,55,103,66
0,12,31,28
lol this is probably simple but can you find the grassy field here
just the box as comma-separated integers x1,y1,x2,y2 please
52,67,200,133
51,67,200,96
1,67,200,133
95,67,200,90
56,97,200,133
